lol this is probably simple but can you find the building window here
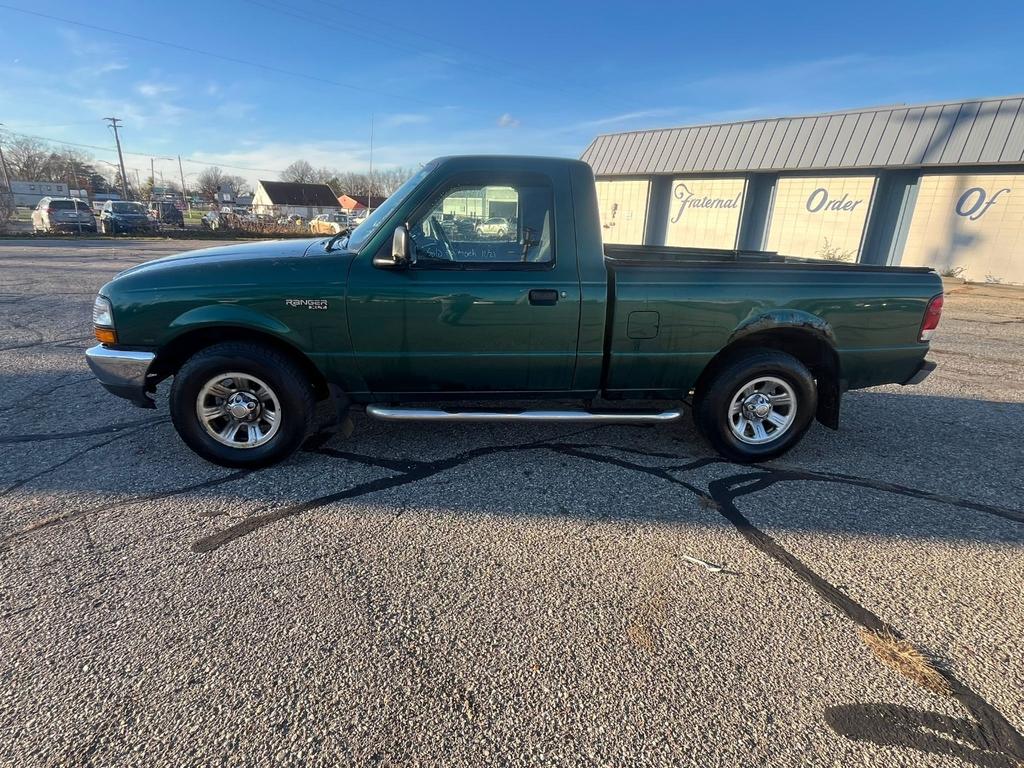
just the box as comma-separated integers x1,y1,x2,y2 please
901,173,1024,285
664,177,745,249
765,176,876,261
595,180,649,245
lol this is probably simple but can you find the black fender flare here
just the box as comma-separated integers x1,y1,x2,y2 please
725,310,842,430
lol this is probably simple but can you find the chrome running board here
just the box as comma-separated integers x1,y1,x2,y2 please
365,405,682,424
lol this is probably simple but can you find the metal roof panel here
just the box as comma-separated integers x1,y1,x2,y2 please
588,96,1024,176
959,101,1000,164
979,99,1022,163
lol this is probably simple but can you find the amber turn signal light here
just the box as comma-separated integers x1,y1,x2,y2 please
94,327,118,344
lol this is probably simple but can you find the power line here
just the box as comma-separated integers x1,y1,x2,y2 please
0,128,287,174
0,120,109,131
246,0,621,110
297,0,635,110
0,3,491,117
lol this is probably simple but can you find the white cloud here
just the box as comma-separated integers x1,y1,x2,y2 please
497,113,520,128
213,101,256,120
92,61,128,76
568,108,679,132
383,113,431,128
137,82,177,98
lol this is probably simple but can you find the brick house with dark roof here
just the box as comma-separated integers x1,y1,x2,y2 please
252,180,341,218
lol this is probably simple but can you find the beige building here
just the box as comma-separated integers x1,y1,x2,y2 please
252,180,341,219
583,96,1024,284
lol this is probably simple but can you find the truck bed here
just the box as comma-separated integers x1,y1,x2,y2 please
600,243,942,397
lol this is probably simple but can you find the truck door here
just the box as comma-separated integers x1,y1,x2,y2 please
346,171,581,394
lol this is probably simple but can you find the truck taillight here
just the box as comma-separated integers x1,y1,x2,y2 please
919,294,943,342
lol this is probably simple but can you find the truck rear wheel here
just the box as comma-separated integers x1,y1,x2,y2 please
693,350,816,463
169,342,315,468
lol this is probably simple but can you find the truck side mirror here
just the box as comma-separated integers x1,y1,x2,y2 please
374,224,415,269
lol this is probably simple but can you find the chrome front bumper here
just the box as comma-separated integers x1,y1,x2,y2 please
85,344,157,408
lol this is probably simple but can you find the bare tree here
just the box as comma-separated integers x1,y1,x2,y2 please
196,167,227,202
371,167,414,196
3,135,51,180
278,161,413,199
226,175,251,198
281,159,316,184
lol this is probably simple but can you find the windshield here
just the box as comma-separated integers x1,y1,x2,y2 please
345,162,436,251
112,202,146,214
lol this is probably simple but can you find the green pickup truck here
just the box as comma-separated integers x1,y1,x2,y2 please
86,155,942,467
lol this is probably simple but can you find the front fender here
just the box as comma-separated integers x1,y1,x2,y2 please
168,304,303,346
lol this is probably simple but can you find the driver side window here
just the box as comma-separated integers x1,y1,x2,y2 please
408,182,554,265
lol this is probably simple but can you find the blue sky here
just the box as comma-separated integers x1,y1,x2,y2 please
1,0,1023,187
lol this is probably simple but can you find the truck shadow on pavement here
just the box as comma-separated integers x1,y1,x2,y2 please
2,387,1023,766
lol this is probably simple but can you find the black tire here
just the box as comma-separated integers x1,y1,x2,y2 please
170,342,316,468
693,350,817,463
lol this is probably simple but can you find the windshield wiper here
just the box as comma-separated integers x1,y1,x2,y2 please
325,227,352,252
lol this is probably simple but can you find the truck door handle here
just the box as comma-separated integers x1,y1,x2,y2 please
529,289,559,306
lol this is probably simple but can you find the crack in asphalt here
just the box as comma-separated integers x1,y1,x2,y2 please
0,416,168,444
2,383,1022,765
191,431,600,554
3,415,1023,765
0,420,166,499
180,437,1024,766
0,334,94,353
2,470,250,550
557,446,1024,767
10,373,95,409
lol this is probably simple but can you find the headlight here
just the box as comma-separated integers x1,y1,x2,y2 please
93,295,114,327
93,296,117,344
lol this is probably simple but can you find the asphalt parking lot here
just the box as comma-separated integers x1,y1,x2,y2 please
1,238,1022,768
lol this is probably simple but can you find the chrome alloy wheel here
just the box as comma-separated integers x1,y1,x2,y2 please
196,372,281,449
727,376,797,445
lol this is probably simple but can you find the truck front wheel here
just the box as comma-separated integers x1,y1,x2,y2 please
169,342,315,468
693,350,817,463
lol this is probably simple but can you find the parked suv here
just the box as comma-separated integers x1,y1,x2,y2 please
475,216,510,238
99,200,154,234
31,197,96,233
148,201,185,228
309,212,352,235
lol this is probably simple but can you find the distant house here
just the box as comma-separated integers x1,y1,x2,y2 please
10,180,69,207
253,181,341,218
339,193,387,212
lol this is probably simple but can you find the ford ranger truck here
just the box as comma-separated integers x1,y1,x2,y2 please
86,156,942,468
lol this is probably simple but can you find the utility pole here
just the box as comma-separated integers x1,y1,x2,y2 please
0,123,12,192
178,155,190,214
150,157,155,200
367,113,374,214
105,117,129,200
